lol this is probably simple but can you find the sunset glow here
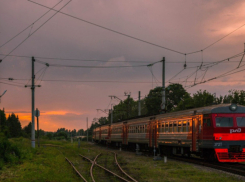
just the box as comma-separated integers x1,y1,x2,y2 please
1,0,245,132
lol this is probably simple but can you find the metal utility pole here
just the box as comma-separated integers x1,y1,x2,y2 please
35,108,40,147
31,57,35,148
138,91,141,116
25,57,42,148
161,57,166,112
86,117,89,142
124,92,131,118
110,104,113,125
237,43,245,68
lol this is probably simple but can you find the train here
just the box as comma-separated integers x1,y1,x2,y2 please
93,104,245,162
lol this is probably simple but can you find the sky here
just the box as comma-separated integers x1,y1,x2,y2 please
0,0,245,132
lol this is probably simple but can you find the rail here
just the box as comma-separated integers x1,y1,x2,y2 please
79,154,131,182
65,157,88,182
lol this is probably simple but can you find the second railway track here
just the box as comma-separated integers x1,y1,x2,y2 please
66,151,138,182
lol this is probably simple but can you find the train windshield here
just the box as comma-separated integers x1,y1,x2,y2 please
215,117,233,127
237,117,245,127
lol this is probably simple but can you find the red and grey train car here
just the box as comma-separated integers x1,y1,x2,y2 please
93,104,245,162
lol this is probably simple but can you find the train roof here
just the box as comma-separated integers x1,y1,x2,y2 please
155,104,245,120
95,104,245,127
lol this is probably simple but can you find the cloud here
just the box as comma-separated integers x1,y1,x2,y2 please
1,0,245,132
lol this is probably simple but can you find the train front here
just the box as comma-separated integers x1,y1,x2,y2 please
212,104,245,162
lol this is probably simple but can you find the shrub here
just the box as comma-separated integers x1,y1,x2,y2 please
0,133,22,167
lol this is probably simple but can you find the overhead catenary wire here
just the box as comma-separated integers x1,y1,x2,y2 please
171,51,245,87
1,0,72,62
42,79,160,84
184,61,245,88
0,0,64,49
27,0,185,55
35,59,162,68
0,53,244,64
26,0,245,57
0,81,25,88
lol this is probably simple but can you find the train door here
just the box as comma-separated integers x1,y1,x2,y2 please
203,115,213,140
191,115,202,152
122,122,128,145
191,117,198,152
148,119,158,148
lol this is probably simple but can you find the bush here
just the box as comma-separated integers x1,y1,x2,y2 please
0,133,23,168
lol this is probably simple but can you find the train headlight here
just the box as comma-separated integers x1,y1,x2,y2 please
219,137,222,140
229,104,237,111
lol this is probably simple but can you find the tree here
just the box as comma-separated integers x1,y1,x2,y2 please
7,113,22,138
23,122,32,138
145,83,188,114
145,87,162,115
77,129,84,136
223,90,245,105
57,131,67,139
166,83,188,111
192,90,215,107
46,132,53,140
0,109,7,134
175,93,194,111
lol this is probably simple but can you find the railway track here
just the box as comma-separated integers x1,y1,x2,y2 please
65,157,88,182
66,152,137,182
169,155,245,177
97,143,245,178
79,152,138,182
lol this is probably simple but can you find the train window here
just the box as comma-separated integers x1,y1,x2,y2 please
237,117,245,127
158,123,161,132
162,123,165,132
178,121,182,132
183,121,187,132
215,117,233,127
165,122,169,133
203,118,211,127
169,122,173,132
173,122,177,132
188,120,191,132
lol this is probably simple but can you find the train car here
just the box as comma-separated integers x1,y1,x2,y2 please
100,124,110,144
93,104,245,162
110,122,123,146
93,126,101,142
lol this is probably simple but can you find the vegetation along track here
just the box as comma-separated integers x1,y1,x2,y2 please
170,155,245,176
79,152,138,182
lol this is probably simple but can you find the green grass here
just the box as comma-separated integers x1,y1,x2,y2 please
0,139,243,182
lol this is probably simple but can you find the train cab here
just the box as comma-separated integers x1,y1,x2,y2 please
203,104,245,162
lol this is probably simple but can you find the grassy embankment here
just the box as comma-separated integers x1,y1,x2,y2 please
0,138,243,182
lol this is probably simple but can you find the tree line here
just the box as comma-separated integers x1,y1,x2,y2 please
1,83,244,140
92,83,245,127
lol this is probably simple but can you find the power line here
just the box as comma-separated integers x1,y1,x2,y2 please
1,53,244,64
0,81,25,88
28,0,185,55
1,0,72,61
36,59,161,68
0,0,64,49
42,79,159,84
171,51,245,86
27,0,245,57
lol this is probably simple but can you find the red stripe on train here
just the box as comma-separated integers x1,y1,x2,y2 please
215,149,245,162
213,133,245,141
